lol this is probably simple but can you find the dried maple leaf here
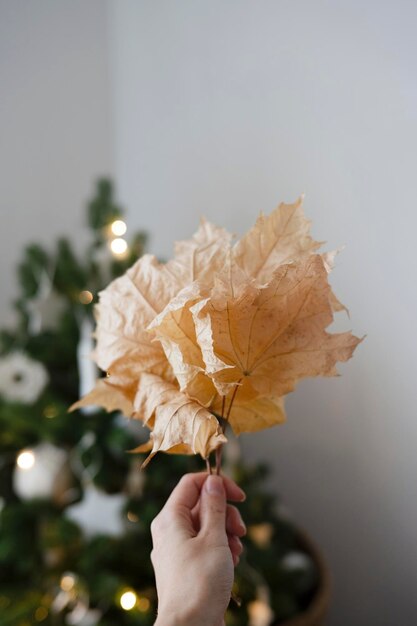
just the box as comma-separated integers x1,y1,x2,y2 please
79,221,231,414
69,377,134,416
93,254,177,382
150,254,361,434
230,196,346,313
193,255,362,417
130,374,227,467
231,195,323,285
170,218,233,286
148,283,228,406
211,394,286,435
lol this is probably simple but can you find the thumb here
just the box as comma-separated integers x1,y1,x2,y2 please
199,475,228,544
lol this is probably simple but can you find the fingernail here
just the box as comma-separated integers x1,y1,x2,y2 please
239,519,247,534
205,475,225,495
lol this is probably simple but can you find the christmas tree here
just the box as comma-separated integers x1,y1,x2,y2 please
0,180,328,626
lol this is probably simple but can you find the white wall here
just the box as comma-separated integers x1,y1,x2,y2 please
108,2,417,625
0,0,114,326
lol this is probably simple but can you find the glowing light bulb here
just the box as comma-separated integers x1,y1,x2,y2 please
44,404,58,419
248,599,274,626
110,238,128,256
127,511,139,523
79,290,93,305
34,606,48,622
248,523,274,548
60,573,76,591
111,220,127,236
137,597,150,612
120,590,137,611
17,450,35,470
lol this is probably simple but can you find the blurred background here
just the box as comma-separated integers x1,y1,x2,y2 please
1,1,416,625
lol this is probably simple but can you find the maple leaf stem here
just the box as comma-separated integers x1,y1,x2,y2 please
214,382,243,475
225,380,242,422
215,446,222,475
206,457,212,474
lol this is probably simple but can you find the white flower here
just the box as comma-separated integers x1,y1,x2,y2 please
14,443,67,501
0,352,48,403
281,550,313,572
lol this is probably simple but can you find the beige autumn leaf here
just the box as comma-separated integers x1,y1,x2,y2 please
69,377,134,416
148,283,229,406
77,220,231,419
211,394,286,435
170,218,233,286
130,374,227,467
231,195,346,313
193,255,362,412
148,254,361,434
93,254,178,382
231,195,322,284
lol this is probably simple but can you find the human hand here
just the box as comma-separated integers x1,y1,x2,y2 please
151,472,246,626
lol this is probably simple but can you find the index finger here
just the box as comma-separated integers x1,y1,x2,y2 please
166,472,246,512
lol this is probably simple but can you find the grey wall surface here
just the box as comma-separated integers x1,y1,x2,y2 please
0,0,114,326
108,2,417,625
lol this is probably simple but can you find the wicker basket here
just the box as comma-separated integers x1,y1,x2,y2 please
279,529,331,626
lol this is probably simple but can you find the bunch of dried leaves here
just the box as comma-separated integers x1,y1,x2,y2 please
71,197,362,470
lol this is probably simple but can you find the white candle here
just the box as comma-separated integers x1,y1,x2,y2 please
77,316,99,415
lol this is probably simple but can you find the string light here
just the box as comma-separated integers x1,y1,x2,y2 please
44,404,58,419
248,599,274,626
34,607,48,622
16,450,35,470
248,523,274,548
110,238,128,256
137,597,150,613
60,573,76,592
127,511,139,523
120,590,137,611
79,290,94,305
111,220,127,236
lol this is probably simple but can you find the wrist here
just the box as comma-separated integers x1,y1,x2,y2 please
154,613,195,626
154,617,182,626
155,607,215,626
